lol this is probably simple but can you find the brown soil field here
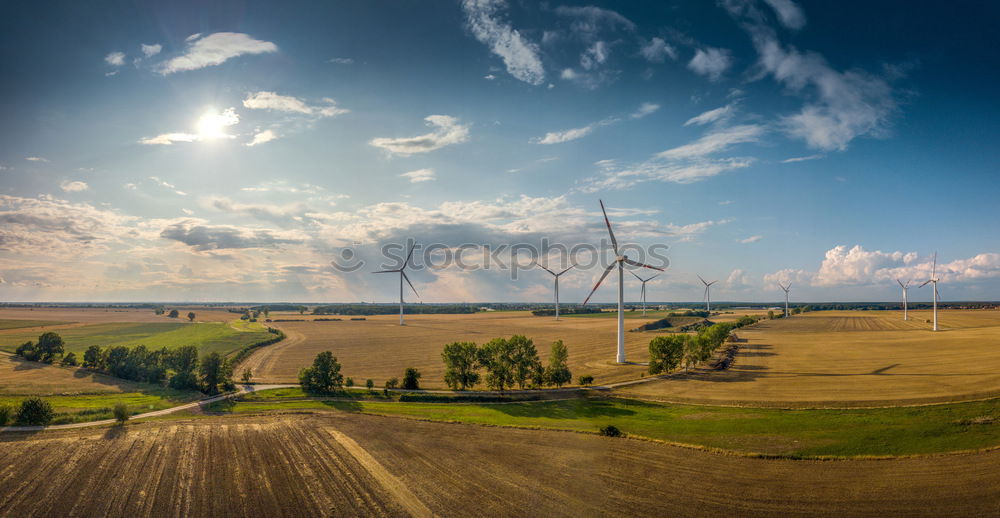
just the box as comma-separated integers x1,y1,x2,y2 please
618,309,1000,406
2,412,1000,517
244,311,670,386
0,354,143,396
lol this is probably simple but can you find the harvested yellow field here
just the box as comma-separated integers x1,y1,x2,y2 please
0,354,142,396
245,311,668,386
2,412,1000,517
619,309,1000,406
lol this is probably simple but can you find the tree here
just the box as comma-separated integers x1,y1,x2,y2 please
578,374,594,386
168,345,200,390
0,405,12,426
384,377,399,389
168,309,179,318
345,377,354,388
442,341,480,390
401,368,421,390
365,379,374,392
298,305,307,315
16,397,55,425
544,340,572,388
768,310,775,320
508,335,543,389
15,341,39,362
298,351,344,394
478,337,517,392
61,352,78,367
36,332,64,363
105,346,130,378
648,335,686,375
187,312,196,322
83,345,104,369
200,352,233,394
262,308,270,319
113,402,130,424
241,368,253,385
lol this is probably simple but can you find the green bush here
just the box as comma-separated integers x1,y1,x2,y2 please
16,397,55,426
345,377,354,388
113,402,130,423
0,405,12,426
578,374,594,386
401,368,422,390
599,425,623,437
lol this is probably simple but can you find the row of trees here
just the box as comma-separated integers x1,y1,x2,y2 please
297,351,422,394
648,315,759,375
441,336,572,391
14,332,65,364
78,344,234,394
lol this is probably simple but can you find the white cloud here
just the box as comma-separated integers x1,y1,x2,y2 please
156,32,277,74
684,104,734,126
560,68,578,80
762,0,807,30
740,235,763,244
246,129,278,147
369,115,470,155
104,51,125,66
658,124,765,160
149,176,187,196
580,41,609,70
640,37,677,63
484,74,496,80
25,156,49,162
461,0,545,85
139,133,199,145
141,107,240,145
59,180,89,192
242,91,348,118
688,47,732,81
141,43,162,58
537,125,596,145
630,102,660,119
327,57,354,64
401,168,436,183
725,269,753,289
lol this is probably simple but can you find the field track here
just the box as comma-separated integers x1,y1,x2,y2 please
2,412,1000,517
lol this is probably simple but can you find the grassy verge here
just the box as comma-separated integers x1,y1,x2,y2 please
210,392,1000,458
0,386,201,425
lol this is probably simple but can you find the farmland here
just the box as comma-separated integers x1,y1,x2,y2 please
2,412,1000,517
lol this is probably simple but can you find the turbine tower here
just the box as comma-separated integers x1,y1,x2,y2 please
896,278,911,321
630,271,659,317
583,200,664,364
778,282,791,317
373,243,420,325
698,275,718,313
918,252,940,331
538,264,575,320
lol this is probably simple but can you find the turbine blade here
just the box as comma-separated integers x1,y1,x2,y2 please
630,270,643,281
582,263,616,305
599,200,618,253
373,270,401,274
539,265,556,276
697,274,707,286
558,265,576,276
648,274,660,281
402,271,419,299
897,278,904,288
405,242,416,265
623,258,664,271
932,252,937,278
919,279,931,288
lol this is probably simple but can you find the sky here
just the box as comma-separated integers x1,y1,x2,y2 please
1,0,999,303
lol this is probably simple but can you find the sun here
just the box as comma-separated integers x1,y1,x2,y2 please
195,107,239,140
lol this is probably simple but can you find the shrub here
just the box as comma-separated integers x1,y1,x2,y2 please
0,405,12,426
578,374,594,386
599,425,623,437
366,379,374,391
401,368,421,390
345,377,354,388
113,402,130,423
61,352,78,366
16,397,55,426
168,309,179,318
15,341,39,362
385,377,399,390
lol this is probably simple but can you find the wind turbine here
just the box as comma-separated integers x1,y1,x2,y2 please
918,252,940,331
697,275,718,313
778,282,791,317
538,264,575,320
583,200,664,363
373,243,420,325
630,271,659,317
896,278,911,321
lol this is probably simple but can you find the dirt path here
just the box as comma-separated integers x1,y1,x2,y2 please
238,325,304,383
327,429,433,518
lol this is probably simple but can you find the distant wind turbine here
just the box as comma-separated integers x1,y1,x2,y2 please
918,252,940,331
896,278,911,321
630,271,659,316
538,263,575,320
778,282,791,317
583,200,664,363
373,242,420,325
697,275,718,313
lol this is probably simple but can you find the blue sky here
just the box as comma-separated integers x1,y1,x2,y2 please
1,0,998,303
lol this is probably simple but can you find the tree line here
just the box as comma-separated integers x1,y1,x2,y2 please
441,336,572,391
648,315,759,375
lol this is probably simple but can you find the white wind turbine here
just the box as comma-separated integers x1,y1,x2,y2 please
630,271,659,317
583,200,664,363
373,243,420,325
538,263,575,320
918,252,940,331
778,282,791,317
896,278,911,321
697,275,718,313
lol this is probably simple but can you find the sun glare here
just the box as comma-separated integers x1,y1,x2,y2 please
195,107,239,140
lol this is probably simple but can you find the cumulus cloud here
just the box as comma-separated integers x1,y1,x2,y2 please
246,129,278,147
139,133,198,145
0,194,137,256
461,0,545,85
762,0,806,29
104,51,125,66
640,37,677,63
242,91,348,117
401,169,436,183
688,47,732,81
141,43,162,57
160,221,304,251
156,32,277,74
369,115,470,155
684,104,734,126
59,180,89,192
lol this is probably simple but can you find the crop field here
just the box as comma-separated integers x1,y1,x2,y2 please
2,412,999,517
0,320,275,357
243,311,680,386
0,307,239,325
618,309,1000,406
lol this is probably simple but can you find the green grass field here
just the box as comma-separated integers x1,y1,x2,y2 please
0,320,274,356
214,390,1000,458
0,319,69,331
0,386,200,425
